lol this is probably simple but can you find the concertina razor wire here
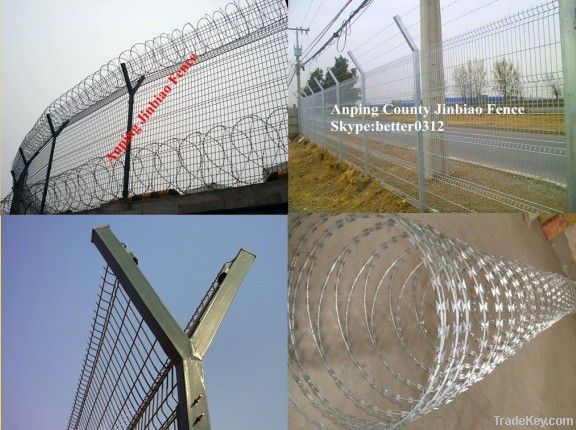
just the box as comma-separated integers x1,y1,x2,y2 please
4,0,287,214
288,213,576,429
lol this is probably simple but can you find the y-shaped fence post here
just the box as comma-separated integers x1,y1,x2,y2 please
10,148,30,214
313,78,325,148
40,114,69,214
120,63,145,202
327,69,342,160
347,51,369,175
302,85,312,138
91,226,255,430
9,170,20,214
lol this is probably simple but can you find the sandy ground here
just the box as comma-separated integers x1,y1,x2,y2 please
288,138,416,213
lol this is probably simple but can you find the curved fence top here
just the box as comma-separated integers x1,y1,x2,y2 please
4,0,287,214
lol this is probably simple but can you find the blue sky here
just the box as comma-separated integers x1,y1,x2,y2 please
2,215,287,430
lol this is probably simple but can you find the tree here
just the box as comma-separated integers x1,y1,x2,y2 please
492,59,522,101
453,64,471,103
323,55,361,104
304,56,361,103
469,60,487,102
546,74,562,101
453,60,487,104
305,68,325,94
323,56,357,88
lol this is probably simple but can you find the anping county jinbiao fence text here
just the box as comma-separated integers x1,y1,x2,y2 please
2,0,287,214
298,0,571,213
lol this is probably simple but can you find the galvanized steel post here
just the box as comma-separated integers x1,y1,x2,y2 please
347,50,369,175
327,68,343,160
91,226,255,430
314,77,325,147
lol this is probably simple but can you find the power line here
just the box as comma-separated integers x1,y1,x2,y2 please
443,0,500,27
301,0,376,68
353,1,419,55
300,0,356,61
352,0,462,59
358,0,500,67
299,0,315,28
304,0,326,29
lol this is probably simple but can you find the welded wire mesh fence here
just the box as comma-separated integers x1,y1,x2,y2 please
288,213,576,429
66,255,233,430
298,0,569,212
66,265,178,430
3,0,287,214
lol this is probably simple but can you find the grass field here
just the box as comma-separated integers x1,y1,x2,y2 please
289,137,416,213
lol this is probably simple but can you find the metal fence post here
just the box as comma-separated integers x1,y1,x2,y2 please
347,51,369,175
314,78,325,148
303,85,312,139
299,90,304,137
120,63,145,202
10,149,30,214
91,226,255,430
40,114,69,214
394,15,427,212
559,0,576,211
327,69,343,160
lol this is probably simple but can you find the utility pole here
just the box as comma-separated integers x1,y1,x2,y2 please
288,27,309,95
420,0,447,177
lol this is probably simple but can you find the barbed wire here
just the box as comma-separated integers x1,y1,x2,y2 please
12,0,286,176
289,214,576,429
3,109,286,214
7,0,287,214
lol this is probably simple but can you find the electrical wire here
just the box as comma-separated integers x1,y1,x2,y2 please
301,0,375,67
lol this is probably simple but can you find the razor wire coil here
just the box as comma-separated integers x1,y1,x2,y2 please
288,214,576,429
4,0,287,214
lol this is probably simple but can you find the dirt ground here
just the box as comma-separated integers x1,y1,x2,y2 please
327,133,567,212
288,137,417,213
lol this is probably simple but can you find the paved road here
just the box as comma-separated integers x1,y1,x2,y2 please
314,118,567,185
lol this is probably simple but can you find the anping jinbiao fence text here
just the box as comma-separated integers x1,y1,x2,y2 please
298,0,572,213
2,0,287,214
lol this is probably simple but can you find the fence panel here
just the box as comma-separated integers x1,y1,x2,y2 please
66,226,255,430
298,0,567,212
2,0,287,214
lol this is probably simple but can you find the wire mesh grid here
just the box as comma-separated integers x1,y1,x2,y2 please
297,0,568,212
66,256,234,430
66,266,178,430
288,213,576,429
3,0,287,214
